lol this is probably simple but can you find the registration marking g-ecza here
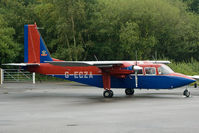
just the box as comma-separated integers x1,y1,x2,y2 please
65,71,93,78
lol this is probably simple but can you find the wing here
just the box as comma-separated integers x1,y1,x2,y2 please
2,63,40,66
148,61,171,64
46,61,123,68
188,75,199,80
46,60,171,68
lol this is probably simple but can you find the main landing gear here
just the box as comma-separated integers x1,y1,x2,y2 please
102,72,113,98
183,89,190,97
125,88,135,96
103,90,113,98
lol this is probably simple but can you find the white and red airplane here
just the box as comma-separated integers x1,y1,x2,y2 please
4,23,196,98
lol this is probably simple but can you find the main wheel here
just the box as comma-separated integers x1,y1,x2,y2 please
125,88,134,96
183,89,190,97
103,90,114,98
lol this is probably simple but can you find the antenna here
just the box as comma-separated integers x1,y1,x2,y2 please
152,51,158,63
94,55,98,61
154,51,157,63
135,51,138,65
155,51,157,61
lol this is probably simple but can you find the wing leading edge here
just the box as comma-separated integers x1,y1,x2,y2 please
46,60,170,68
46,61,123,68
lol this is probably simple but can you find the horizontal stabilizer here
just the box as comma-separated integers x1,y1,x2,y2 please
2,63,40,66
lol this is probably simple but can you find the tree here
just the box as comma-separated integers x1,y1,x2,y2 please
183,0,199,13
0,0,38,62
88,0,199,61
0,15,20,65
0,0,199,63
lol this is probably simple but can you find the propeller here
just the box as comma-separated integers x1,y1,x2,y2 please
133,51,142,88
133,65,142,88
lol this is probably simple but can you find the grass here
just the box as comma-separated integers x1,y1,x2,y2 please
169,60,199,76
168,60,199,85
36,74,65,82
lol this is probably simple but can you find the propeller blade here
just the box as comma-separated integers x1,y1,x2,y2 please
135,71,138,88
133,66,142,88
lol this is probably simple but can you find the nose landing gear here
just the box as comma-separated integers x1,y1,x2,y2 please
183,89,190,97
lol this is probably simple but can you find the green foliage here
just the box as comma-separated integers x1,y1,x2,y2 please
0,15,20,65
169,59,199,75
89,0,199,60
183,0,199,13
35,73,65,81
0,0,199,72
0,0,38,63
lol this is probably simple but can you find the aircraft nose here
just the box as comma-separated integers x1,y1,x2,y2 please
184,77,196,84
172,73,196,87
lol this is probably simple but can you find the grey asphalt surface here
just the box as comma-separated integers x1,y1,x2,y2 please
0,82,199,133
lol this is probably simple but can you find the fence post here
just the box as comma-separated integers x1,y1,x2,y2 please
0,69,3,85
33,72,35,84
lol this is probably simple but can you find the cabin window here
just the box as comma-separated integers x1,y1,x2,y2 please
145,67,156,75
137,69,143,74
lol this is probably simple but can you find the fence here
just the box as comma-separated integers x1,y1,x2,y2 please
0,69,3,85
1,69,35,84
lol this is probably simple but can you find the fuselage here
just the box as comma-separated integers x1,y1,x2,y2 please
27,61,195,89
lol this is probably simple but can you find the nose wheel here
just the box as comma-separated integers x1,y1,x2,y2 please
125,88,135,96
183,89,190,97
103,90,113,98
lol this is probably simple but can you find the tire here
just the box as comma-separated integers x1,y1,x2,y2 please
103,90,114,98
125,88,134,95
183,90,190,97
194,83,197,88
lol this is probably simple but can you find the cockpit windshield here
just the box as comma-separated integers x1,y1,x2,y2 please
158,64,174,75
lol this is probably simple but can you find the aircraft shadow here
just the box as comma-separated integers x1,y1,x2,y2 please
9,91,190,105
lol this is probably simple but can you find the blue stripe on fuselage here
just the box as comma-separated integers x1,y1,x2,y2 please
49,75,194,89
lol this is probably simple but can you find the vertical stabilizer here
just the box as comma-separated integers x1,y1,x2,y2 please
24,23,52,63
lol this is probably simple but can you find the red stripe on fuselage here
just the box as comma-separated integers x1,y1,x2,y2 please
168,73,194,80
28,63,102,75
28,25,40,63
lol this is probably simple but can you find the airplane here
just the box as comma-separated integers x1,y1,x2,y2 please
4,23,196,98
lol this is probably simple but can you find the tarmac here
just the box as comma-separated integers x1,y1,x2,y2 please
0,82,199,133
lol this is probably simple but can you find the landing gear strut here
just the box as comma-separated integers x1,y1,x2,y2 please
103,90,113,98
183,89,190,97
102,71,114,98
125,88,134,96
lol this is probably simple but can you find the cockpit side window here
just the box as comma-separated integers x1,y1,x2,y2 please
145,67,156,75
158,65,174,75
